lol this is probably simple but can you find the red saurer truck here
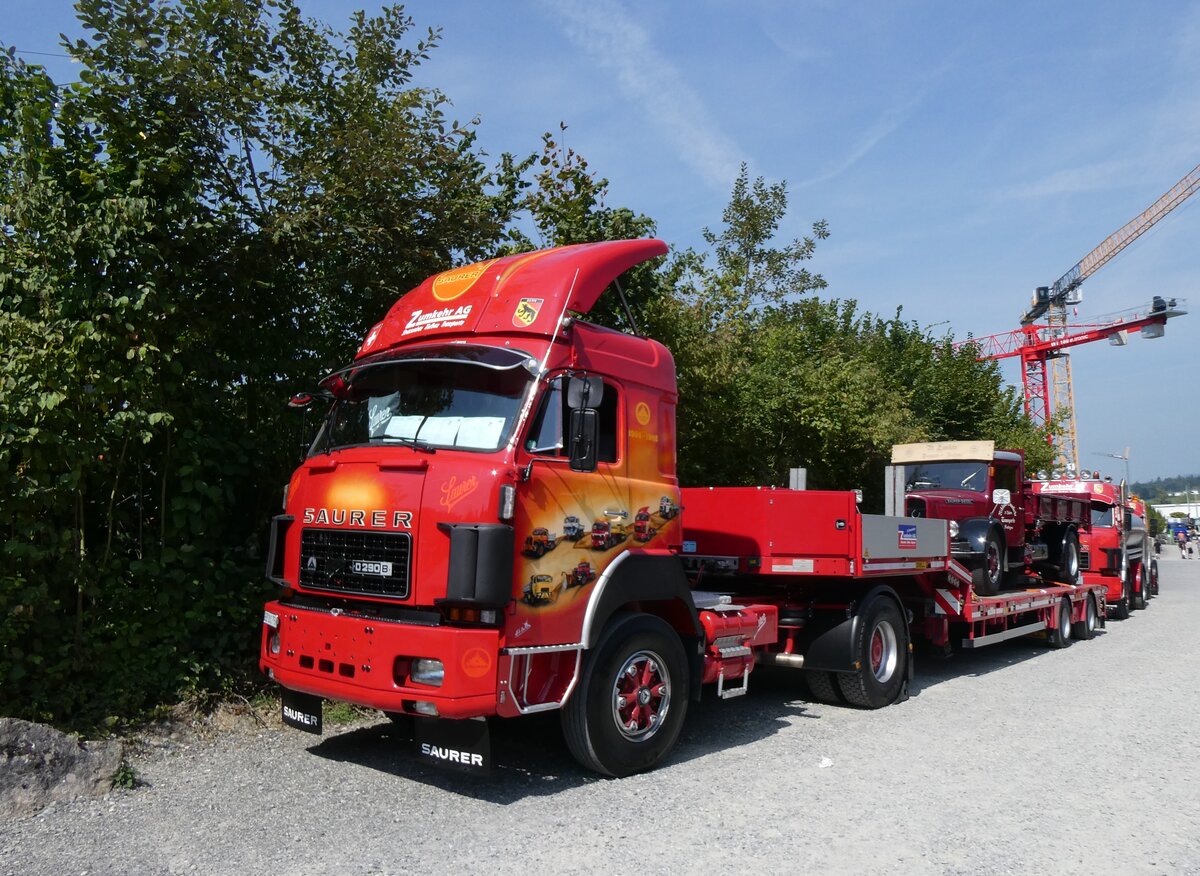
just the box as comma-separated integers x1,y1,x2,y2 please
1030,474,1157,618
261,239,1108,777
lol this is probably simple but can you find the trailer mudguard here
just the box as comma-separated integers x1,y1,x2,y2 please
803,585,910,678
580,552,704,697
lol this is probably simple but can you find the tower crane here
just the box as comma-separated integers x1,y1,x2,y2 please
961,162,1199,472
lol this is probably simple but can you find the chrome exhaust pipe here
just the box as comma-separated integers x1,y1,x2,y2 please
756,652,805,669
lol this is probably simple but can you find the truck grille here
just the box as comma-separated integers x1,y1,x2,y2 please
299,529,412,599
906,497,926,518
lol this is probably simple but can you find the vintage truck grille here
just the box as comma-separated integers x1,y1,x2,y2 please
299,528,412,599
906,497,926,518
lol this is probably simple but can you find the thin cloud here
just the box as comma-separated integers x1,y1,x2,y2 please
797,95,920,187
992,160,1135,202
541,0,745,192
795,52,959,189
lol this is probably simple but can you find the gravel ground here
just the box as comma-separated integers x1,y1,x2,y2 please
3,557,1199,876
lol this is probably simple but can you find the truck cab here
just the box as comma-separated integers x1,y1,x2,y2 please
260,240,691,734
1031,474,1152,617
888,441,1085,595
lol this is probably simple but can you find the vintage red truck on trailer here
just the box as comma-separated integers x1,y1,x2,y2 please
260,239,1107,778
888,441,1088,595
1030,474,1156,618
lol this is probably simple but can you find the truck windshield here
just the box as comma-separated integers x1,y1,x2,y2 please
1091,502,1115,527
902,462,988,493
312,358,532,455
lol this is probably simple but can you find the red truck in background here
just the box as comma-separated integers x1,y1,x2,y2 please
888,442,1088,595
261,239,1109,778
1031,474,1157,618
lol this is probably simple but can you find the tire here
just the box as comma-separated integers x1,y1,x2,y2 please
1131,563,1148,611
1111,574,1131,620
836,596,908,709
972,531,1004,596
805,670,845,705
1047,595,1073,649
1071,593,1098,641
1150,560,1160,596
561,613,689,777
1055,531,1081,585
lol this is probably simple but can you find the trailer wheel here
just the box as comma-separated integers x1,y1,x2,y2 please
804,670,845,705
972,531,1004,596
1047,596,1073,649
1071,593,1098,641
1131,563,1148,611
836,597,907,709
561,613,688,777
1054,531,1081,585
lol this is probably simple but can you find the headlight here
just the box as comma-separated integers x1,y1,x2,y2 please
411,658,444,687
949,521,959,538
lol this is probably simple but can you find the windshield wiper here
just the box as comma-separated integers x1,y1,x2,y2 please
379,436,437,453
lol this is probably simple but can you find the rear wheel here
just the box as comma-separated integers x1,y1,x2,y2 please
1047,596,1073,649
804,670,845,705
972,531,1004,596
836,596,908,709
562,613,688,777
1149,560,1160,596
1071,593,1098,640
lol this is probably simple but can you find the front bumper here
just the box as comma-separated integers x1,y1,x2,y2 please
260,600,500,719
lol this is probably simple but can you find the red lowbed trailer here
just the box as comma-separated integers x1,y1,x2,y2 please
260,239,1109,777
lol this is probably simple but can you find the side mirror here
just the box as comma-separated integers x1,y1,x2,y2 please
991,488,1012,506
289,392,315,409
567,375,604,410
568,409,599,472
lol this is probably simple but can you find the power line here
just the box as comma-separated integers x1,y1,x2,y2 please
10,48,74,59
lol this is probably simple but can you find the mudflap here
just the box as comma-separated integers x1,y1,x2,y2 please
898,645,914,704
414,716,491,774
281,689,323,735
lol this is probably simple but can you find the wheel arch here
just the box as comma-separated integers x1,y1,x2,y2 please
959,517,1009,570
579,551,704,699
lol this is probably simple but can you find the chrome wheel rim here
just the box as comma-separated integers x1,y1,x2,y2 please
869,620,899,683
612,649,670,741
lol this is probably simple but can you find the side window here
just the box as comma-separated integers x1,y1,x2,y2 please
526,378,566,455
596,382,618,464
993,464,1018,495
524,376,619,463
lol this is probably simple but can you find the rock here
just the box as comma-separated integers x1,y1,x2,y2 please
0,717,124,817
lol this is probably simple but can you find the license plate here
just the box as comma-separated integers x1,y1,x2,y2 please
414,716,490,773
281,689,323,735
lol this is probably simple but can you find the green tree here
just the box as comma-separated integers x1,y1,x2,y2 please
0,0,524,725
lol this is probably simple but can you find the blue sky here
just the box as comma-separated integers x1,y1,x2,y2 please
8,0,1200,481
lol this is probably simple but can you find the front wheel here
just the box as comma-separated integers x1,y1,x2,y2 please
562,613,689,777
972,531,1004,596
1055,531,1081,585
836,596,908,709
1131,563,1148,611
